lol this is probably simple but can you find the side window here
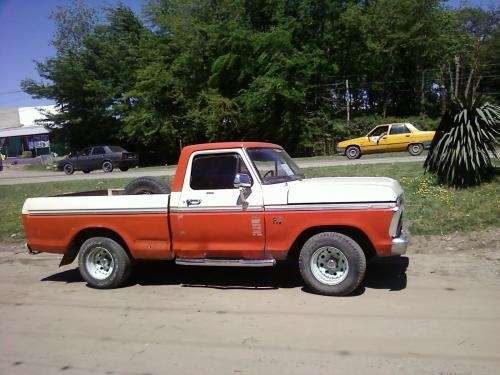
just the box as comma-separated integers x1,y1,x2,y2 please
80,148,91,156
92,146,106,155
190,153,251,190
390,124,410,135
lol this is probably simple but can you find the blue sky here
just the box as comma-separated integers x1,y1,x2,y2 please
0,0,496,108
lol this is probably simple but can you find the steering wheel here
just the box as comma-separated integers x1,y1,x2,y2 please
263,170,275,179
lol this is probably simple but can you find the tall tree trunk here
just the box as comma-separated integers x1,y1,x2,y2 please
419,68,426,116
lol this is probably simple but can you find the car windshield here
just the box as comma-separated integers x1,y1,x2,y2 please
247,147,303,184
367,126,389,137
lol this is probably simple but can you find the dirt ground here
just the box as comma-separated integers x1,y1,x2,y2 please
0,229,499,375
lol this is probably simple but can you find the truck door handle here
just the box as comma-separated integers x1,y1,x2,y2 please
186,199,201,206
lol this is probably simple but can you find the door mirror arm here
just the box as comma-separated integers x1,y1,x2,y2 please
234,173,252,210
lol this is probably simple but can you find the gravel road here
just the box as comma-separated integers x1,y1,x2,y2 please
0,154,426,185
1,228,499,375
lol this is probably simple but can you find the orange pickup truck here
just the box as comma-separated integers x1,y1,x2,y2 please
22,142,407,296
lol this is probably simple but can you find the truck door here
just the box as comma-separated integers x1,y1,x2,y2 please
173,149,265,259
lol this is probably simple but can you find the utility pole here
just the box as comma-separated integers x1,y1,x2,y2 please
345,79,350,124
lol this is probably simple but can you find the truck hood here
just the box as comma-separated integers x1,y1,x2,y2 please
287,177,403,204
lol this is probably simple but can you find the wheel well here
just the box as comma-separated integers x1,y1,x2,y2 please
287,226,376,262
60,227,130,267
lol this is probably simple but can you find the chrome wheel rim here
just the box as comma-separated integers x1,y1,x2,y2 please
86,247,114,280
411,145,421,154
64,164,73,174
310,246,349,285
103,162,112,172
347,148,357,158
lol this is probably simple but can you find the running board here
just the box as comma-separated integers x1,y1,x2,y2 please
175,258,276,267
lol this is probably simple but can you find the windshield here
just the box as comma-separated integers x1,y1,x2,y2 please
247,148,303,184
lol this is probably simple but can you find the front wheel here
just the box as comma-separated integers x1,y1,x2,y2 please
299,232,366,296
63,163,74,175
102,161,114,173
408,143,423,156
345,146,361,159
78,237,131,289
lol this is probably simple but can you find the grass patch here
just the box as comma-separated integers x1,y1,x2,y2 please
304,162,499,235
0,162,498,242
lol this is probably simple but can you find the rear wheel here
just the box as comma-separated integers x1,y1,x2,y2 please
63,163,74,175
408,143,423,156
299,232,366,296
102,161,113,173
345,146,361,159
124,176,171,195
78,237,131,289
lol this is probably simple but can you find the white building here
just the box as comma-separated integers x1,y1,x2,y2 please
0,105,57,157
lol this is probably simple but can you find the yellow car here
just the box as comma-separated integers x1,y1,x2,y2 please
337,123,435,159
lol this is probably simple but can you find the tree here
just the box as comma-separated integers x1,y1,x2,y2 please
21,0,497,163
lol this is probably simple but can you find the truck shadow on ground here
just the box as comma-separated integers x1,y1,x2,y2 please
42,256,408,296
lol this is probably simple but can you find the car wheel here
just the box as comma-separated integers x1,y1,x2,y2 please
82,169,91,174
102,161,114,173
63,163,74,175
345,146,361,159
78,237,132,289
119,167,129,172
408,143,423,156
299,232,366,296
124,176,171,195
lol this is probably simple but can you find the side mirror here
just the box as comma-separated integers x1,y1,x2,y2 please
233,173,252,189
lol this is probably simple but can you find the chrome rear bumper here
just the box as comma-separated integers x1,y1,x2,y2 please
391,234,409,255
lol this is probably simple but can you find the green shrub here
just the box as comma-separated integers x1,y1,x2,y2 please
20,151,33,159
424,98,499,188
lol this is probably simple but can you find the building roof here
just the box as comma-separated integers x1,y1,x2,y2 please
0,107,21,129
0,126,50,138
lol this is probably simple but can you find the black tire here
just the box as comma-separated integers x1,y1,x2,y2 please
345,146,361,159
408,143,423,156
82,169,91,174
299,232,366,296
63,163,74,175
102,160,114,173
124,176,171,195
78,237,131,289
119,167,129,172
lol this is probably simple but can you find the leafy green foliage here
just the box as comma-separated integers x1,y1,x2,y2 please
424,97,499,188
22,0,498,163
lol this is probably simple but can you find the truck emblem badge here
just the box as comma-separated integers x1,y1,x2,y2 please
272,217,283,225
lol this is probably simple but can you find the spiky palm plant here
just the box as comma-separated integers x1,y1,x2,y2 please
424,96,499,188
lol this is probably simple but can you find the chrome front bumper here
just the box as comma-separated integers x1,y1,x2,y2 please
391,234,409,255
